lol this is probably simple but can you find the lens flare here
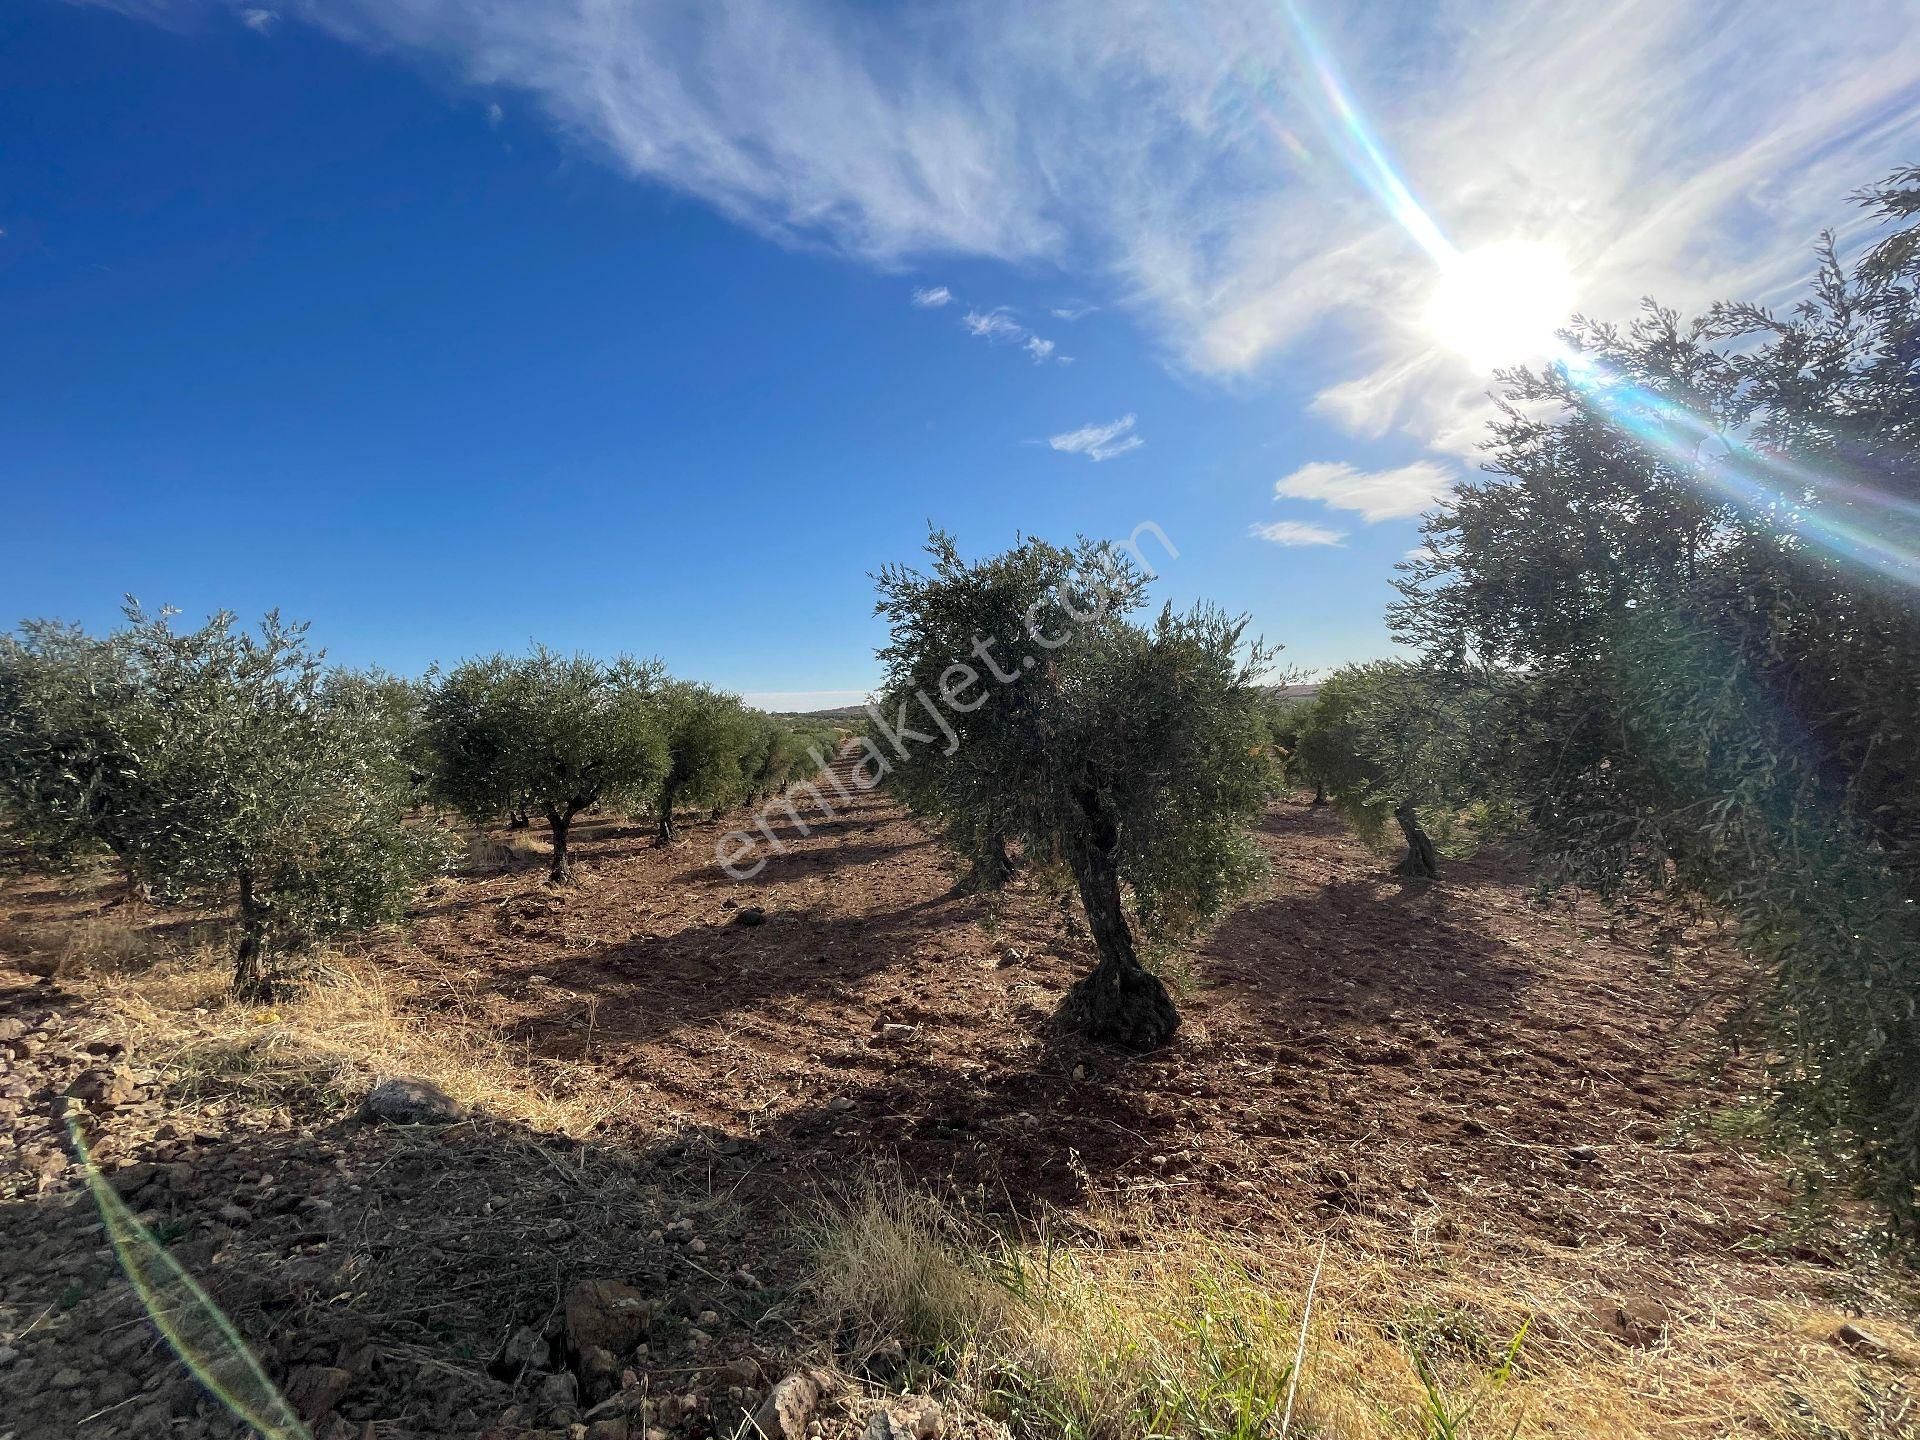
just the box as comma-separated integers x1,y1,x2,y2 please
72,1118,313,1440
1272,1,1920,590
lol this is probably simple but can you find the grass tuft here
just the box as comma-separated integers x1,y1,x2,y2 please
805,1183,1917,1440
95,947,643,1135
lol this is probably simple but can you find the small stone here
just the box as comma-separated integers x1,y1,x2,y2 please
578,1344,621,1405
899,1396,943,1439
828,1096,855,1112
51,1366,88,1389
360,1076,466,1125
108,1163,158,1197
697,1309,720,1327
1566,1144,1600,1166
751,1372,823,1440
284,1364,352,1423
566,1280,655,1357
733,907,767,927
1591,1298,1670,1348
217,1203,252,1225
68,1066,137,1108
1833,1321,1900,1363
688,1237,707,1254
493,1324,551,1378
539,1369,582,1416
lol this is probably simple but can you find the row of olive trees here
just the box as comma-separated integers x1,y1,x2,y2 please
1282,167,1920,1235
420,649,842,880
1267,663,1519,881
0,609,838,997
0,605,448,998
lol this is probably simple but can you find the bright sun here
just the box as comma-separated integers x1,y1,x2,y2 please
1425,239,1576,370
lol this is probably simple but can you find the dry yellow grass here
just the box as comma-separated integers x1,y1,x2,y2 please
807,1182,1918,1440
88,925,642,1137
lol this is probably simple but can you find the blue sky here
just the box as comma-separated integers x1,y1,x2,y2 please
6,1,1918,708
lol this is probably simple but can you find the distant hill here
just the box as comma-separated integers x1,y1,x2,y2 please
778,703,869,721
1265,682,1321,703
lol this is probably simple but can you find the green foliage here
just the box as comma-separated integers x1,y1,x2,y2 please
1,604,450,997
652,680,757,841
873,530,1274,1044
1290,663,1514,876
0,617,145,866
1393,166,1920,1232
423,648,667,879
740,714,841,805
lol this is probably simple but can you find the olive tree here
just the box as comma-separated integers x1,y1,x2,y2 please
0,619,145,874
424,649,667,881
5,605,449,998
873,531,1274,1046
1392,166,1920,1230
739,716,838,807
1261,691,1327,807
652,682,755,844
1290,662,1510,879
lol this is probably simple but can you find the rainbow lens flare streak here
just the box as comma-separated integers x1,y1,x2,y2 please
1277,1,1920,590
70,1117,312,1440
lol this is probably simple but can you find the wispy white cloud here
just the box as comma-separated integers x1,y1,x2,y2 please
1251,520,1346,547
484,101,503,128
962,308,1024,342
90,0,1920,461
1049,414,1143,462
1023,335,1056,363
239,7,274,33
910,285,953,308
1050,304,1099,322
1273,460,1454,524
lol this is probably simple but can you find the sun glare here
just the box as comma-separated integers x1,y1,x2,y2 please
1425,239,1575,370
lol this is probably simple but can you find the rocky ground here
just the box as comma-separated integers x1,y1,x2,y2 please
0,981,954,1439
1,763,1915,1437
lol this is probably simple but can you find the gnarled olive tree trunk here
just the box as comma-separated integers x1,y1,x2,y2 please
1058,796,1179,1047
1394,802,1438,879
545,801,580,883
957,831,1016,893
232,868,274,1002
656,782,681,846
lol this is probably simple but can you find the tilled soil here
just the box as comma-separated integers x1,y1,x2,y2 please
0,761,1897,1438
397,767,1785,1266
